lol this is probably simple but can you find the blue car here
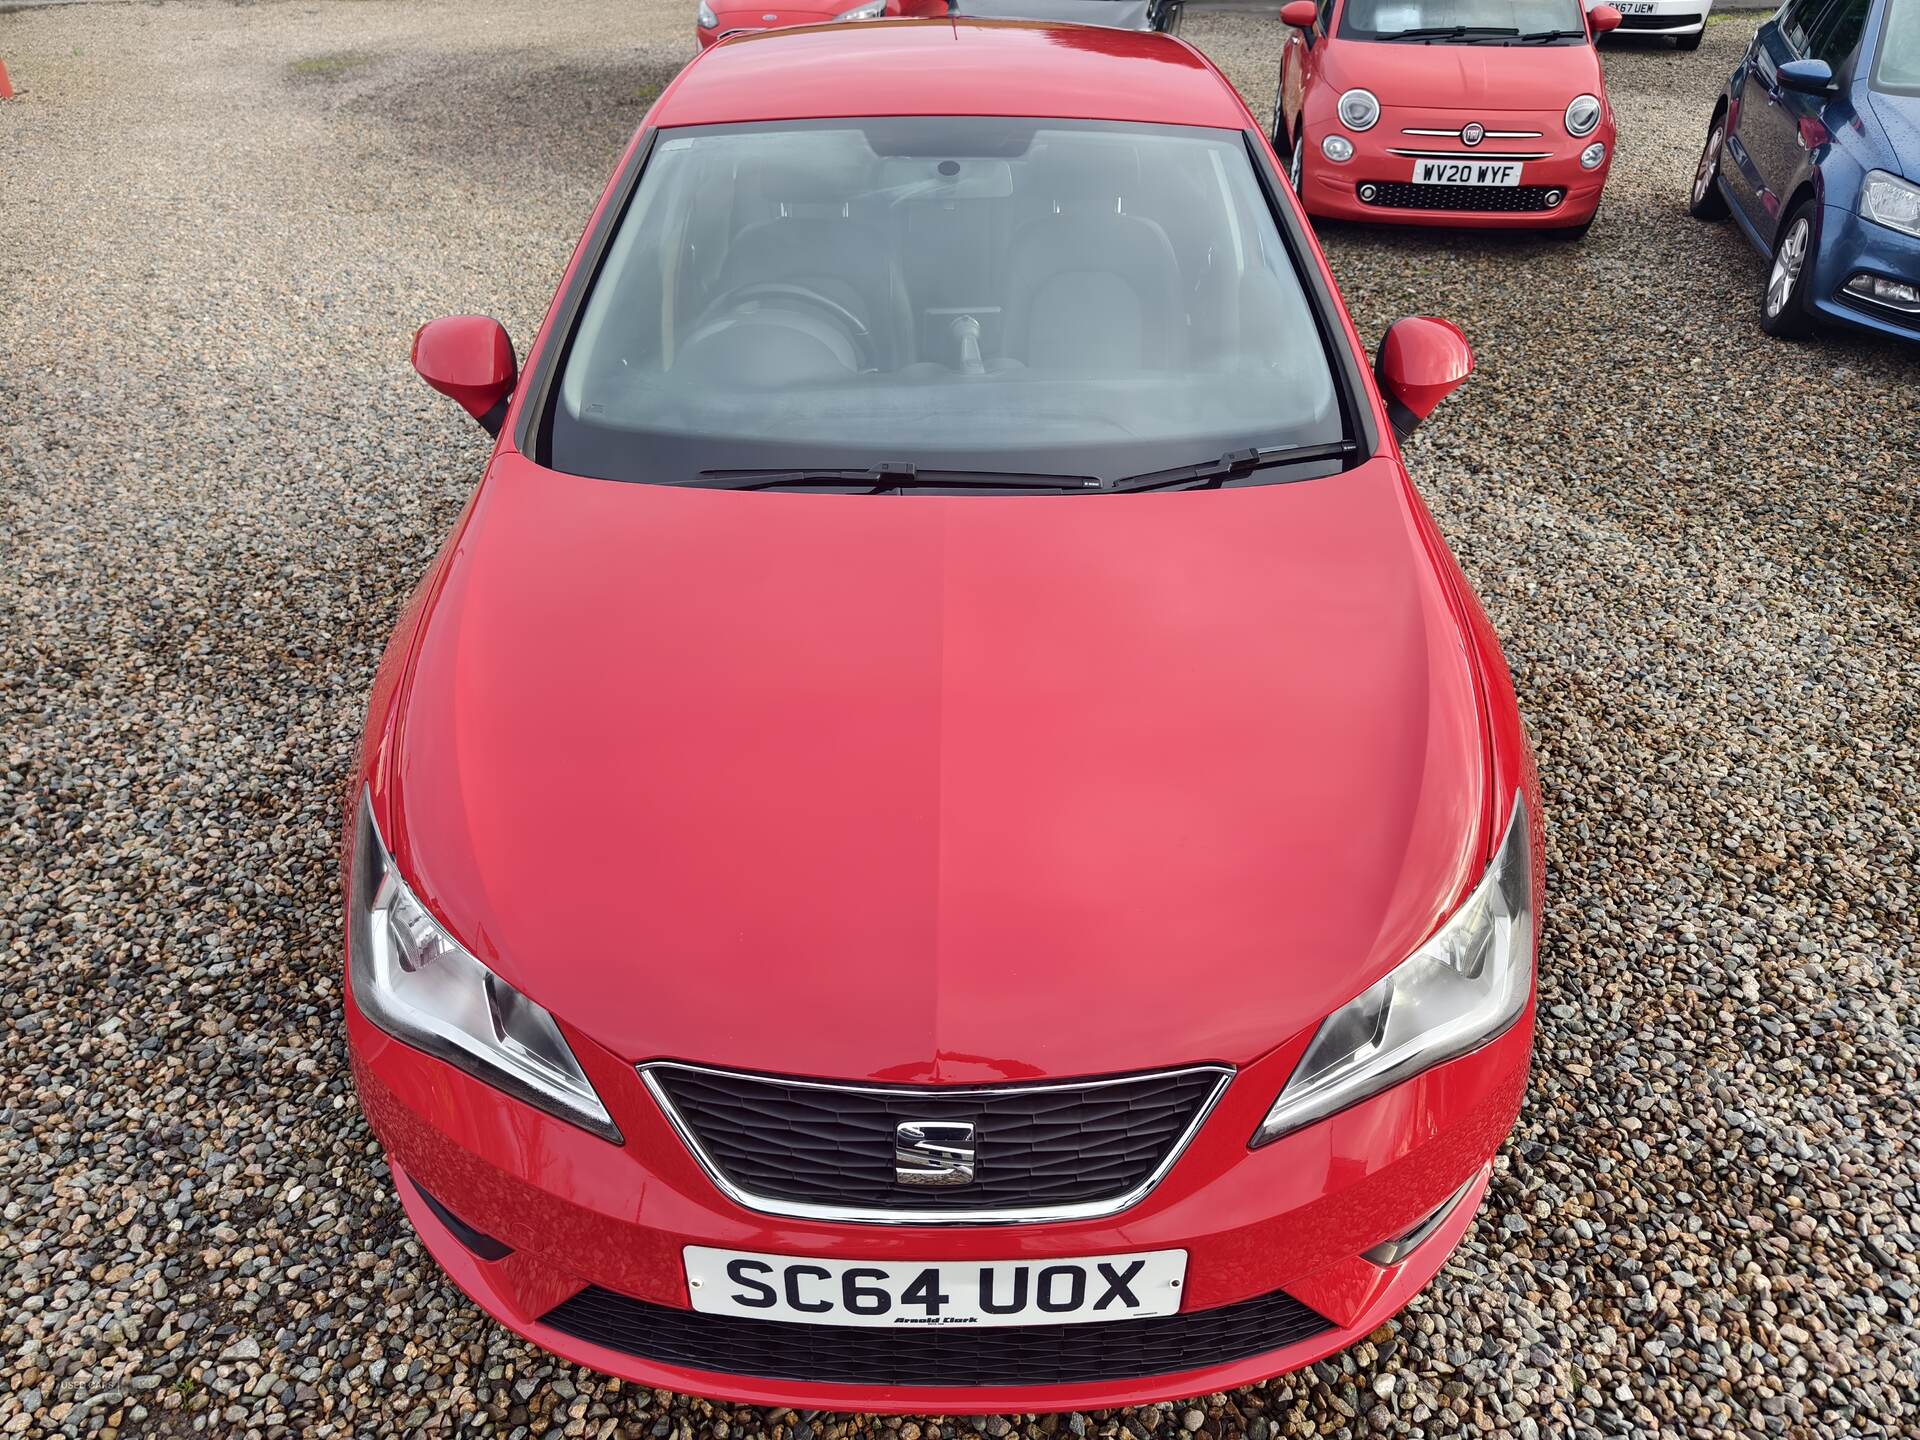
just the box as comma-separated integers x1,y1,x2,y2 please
1688,0,1920,340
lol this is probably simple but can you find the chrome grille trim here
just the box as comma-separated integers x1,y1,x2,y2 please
1388,148,1553,160
641,1061,1235,1226
1401,127,1543,139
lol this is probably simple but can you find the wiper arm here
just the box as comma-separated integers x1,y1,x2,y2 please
1376,24,1518,40
1106,440,1358,494
1515,27,1586,41
681,462,1103,493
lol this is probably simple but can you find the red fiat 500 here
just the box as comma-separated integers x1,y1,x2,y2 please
1275,0,1622,234
349,19,1541,1411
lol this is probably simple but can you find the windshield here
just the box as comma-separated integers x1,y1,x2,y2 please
1876,0,1920,93
1337,0,1589,40
550,118,1343,489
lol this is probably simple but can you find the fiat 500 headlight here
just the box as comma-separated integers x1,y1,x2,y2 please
1565,94,1602,137
1860,171,1920,238
1252,794,1534,1147
1337,88,1381,132
698,0,719,27
349,794,621,1142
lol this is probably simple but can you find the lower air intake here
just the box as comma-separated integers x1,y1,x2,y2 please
540,1284,1336,1387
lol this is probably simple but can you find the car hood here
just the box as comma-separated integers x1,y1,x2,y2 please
1867,87,1920,179
1324,38,1600,111
378,451,1489,1082
950,0,1154,28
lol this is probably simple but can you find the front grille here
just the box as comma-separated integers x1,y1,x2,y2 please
645,1063,1228,1218
1360,181,1564,214
1617,11,1701,27
540,1283,1335,1387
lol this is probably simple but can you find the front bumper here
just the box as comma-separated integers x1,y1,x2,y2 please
349,988,1533,1409
1808,204,1920,343
1300,110,1613,230
1601,2,1711,36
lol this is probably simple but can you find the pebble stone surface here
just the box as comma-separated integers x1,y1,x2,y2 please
3,2,1918,1437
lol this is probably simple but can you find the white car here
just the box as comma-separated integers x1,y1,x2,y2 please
1587,0,1713,48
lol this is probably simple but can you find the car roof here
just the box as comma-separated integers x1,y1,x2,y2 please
651,19,1252,130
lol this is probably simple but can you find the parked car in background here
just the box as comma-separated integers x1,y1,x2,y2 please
358,18,1543,1411
1688,0,1920,339
950,0,1190,30
696,0,941,50
697,0,1190,46
1586,0,1711,50
1274,0,1622,235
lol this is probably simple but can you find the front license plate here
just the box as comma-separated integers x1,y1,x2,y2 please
1615,2,1654,11
684,1246,1187,1328
1414,159,1524,187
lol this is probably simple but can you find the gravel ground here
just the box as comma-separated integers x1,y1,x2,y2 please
3,3,1917,1437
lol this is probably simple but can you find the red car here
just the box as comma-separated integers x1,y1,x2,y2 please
350,18,1541,1411
1274,0,1623,234
696,0,943,48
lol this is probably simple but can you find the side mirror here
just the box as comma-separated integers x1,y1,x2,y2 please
1280,1,1318,28
1778,58,1835,94
1374,317,1473,440
412,315,517,436
1589,4,1621,33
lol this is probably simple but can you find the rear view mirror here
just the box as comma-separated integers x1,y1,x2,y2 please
411,315,517,436
1280,1,1319,28
1589,5,1621,33
1778,58,1835,94
1374,317,1473,440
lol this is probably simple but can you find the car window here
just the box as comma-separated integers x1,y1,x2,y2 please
1873,0,1920,91
1807,0,1869,63
1317,0,1339,30
1778,0,1826,53
1337,0,1588,40
550,118,1345,490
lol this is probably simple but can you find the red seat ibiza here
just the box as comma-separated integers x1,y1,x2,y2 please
1274,0,1622,234
347,18,1541,1411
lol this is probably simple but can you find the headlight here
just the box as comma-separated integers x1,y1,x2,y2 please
1580,142,1607,170
697,0,718,27
1336,89,1381,132
1322,135,1355,163
1251,793,1533,1147
1565,95,1602,138
349,794,621,1143
834,0,886,18
1860,170,1920,238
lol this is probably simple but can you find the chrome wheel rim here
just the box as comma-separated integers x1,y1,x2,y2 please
1767,217,1808,317
1694,124,1721,206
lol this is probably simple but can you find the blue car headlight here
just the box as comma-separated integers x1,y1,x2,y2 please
1252,793,1534,1147
1860,171,1920,239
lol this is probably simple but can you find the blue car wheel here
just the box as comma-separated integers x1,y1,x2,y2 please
1761,199,1820,338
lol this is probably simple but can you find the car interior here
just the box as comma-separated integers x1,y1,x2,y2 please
556,119,1341,471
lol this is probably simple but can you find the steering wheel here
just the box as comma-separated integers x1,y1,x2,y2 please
709,282,876,371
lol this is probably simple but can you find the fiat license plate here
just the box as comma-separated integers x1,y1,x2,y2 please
1414,159,1524,187
684,1246,1187,1327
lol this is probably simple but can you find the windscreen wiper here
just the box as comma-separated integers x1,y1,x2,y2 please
1515,27,1587,41
1376,24,1518,40
1106,440,1358,494
681,462,1102,493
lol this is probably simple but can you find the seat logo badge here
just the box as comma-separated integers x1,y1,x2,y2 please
1461,122,1486,147
894,1120,976,1187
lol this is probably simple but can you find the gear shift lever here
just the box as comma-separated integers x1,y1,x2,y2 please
949,313,985,376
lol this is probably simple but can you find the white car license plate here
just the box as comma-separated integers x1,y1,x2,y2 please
1414,159,1524,187
684,1246,1187,1328
1615,2,1654,12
